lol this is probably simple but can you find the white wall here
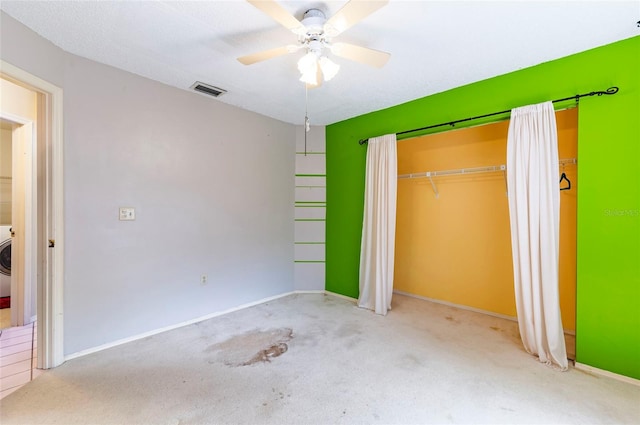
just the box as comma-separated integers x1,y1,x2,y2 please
1,12,296,355
294,126,325,291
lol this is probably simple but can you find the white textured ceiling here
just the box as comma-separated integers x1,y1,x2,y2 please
1,1,638,125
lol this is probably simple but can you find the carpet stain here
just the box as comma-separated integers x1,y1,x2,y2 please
207,328,293,367
402,353,423,368
245,343,288,366
335,323,362,338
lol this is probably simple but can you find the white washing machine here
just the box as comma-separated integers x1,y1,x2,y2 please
0,226,11,298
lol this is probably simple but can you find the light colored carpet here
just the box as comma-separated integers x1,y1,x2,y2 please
1,293,638,424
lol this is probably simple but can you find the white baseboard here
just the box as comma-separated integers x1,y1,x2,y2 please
63,289,583,368
65,291,298,362
574,362,640,386
294,290,325,295
393,290,518,322
64,290,349,362
324,290,357,303
394,290,577,336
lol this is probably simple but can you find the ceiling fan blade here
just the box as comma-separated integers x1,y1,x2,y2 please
324,0,389,37
237,45,292,65
247,0,306,35
331,42,390,68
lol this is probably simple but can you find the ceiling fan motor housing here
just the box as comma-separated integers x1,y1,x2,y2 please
300,8,329,55
305,39,322,56
301,9,326,36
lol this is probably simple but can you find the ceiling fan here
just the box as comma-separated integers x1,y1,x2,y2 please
237,0,391,86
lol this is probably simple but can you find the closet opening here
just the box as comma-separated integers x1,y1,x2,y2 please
393,107,577,360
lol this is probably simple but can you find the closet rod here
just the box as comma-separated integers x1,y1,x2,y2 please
399,158,576,180
399,165,505,180
358,87,619,145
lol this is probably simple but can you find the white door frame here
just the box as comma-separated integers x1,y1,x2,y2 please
1,113,35,327
1,60,64,368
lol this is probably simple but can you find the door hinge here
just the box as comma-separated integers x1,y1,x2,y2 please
48,239,55,248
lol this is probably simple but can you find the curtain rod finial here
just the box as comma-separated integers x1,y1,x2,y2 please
604,86,619,95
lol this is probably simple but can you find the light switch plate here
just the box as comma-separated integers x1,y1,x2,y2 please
119,207,135,221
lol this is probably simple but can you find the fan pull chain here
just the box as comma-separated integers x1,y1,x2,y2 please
304,84,310,156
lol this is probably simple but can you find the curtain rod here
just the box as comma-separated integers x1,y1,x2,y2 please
358,86,619,145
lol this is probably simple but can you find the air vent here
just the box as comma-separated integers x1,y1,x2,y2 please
190,81,227,98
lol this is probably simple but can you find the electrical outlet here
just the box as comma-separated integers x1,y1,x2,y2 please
119,207,135,221
200,274,208,285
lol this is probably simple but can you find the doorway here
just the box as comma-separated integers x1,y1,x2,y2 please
0,61,64,369
0,119,13,328
0,115,36,330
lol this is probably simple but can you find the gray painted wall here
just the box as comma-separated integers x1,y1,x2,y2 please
1,12,296,355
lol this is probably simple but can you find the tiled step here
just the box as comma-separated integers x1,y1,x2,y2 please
0,322,37,400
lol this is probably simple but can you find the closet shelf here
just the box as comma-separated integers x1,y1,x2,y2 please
399,165,504,180
400,158,577,198
399,158,576,180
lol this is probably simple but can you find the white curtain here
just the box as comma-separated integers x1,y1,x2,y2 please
358,133,397,315
507,101,568,370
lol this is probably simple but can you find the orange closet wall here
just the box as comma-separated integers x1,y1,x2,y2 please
395,108,577,331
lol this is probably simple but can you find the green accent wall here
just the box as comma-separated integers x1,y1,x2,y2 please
326,36,639,379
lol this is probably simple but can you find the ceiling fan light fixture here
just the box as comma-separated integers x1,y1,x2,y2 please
319,56,340,81
297,51,317,74
297,52,339,85
299,68,319,86
298,51,320,85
